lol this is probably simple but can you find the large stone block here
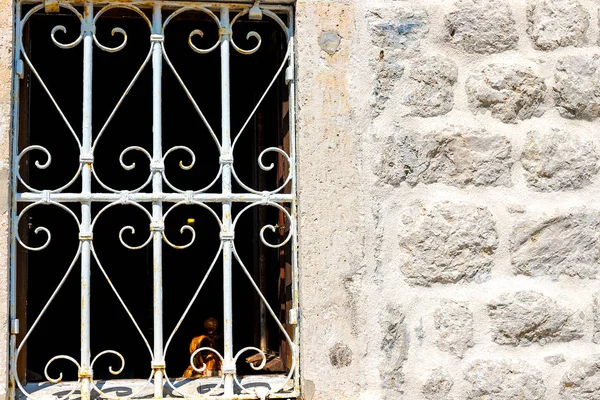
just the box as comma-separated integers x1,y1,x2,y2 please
444,0,518,54
400,55,457,117
434,301,474,358
527,0,589,50
521,129,600,191
488,291,584,346
554,55,600,120
367,6,428,55
466,63,546,123
398,201,498,286
465,360,546,399
422,368,453,400
376,126,513,188
561,355,600,399
511,212,600,278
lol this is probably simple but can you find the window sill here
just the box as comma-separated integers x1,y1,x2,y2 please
19,375,297,400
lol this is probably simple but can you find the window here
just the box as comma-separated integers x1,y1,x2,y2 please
10,1,297,399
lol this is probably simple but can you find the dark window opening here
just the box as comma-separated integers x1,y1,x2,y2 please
16,6,292,383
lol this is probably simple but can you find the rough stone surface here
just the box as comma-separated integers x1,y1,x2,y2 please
400,55,457,117
511,212,600,278
465,360,546,399
594,293,600,344
374,54,404,113
328,342,352,368
545,354,567,365
398,202,498,286
376,126,513,187
560,355,600,399
444,0,518,54
318,31,341,55
488,291,584,346
367,7,428,55
433,301,474,358
554,55,600,120
521,129,600,191
380,306,409,393
466,63,546,123
422,368,453,400
526,0,589,50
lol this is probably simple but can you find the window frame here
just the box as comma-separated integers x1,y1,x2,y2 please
8,1,299,399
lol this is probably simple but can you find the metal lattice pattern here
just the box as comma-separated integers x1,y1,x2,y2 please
9,2,298,399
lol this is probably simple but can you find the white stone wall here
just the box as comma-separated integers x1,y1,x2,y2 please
297,0,600,398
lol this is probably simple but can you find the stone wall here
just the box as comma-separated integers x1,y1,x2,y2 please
297,0,600,398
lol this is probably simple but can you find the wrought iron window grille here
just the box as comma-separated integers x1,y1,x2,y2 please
9,1,298,399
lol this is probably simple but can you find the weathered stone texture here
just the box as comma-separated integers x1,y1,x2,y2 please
488,291,584,346
594,293,600,344
466,63,546,123
545,354,566,365
400,56,457,117
318,31,341,55
561,355,600,399
521,129,600,191
398,202,498,286
328,342,352,368
465,360,546,399
527,0,589,50
444,0,518,54
376,126,513,188
380,306,408,392
367,7,428,55
374,54,404,112
422,368,453,400
554,55,600,120
434,301,474,358
511,212,600,278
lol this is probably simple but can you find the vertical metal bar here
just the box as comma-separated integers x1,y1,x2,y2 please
219,7,234,397
151,5,164,398
9,3,22,398
287,11,300,392
80,3,94,400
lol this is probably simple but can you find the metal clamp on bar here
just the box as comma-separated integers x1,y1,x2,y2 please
150,221,165,232
151,361,166,371
219,154,233,165
249,0,263,20
11,319,19,335
41,190,51,204
79,153,94,164
150,34,164,43
120,190,130,204
150,160,164,172
219,26,232,37
81,21,96,35
261,191,271,204
220,231,235,241
16,59,24,80
44,0,59,13
78,368,93,379
222,362,236,375
288,308,298,325
79,231,94,241
184,190,194,204
285,66,294,85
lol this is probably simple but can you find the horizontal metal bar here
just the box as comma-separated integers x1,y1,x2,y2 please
17,192,293,203
18,0,294,11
